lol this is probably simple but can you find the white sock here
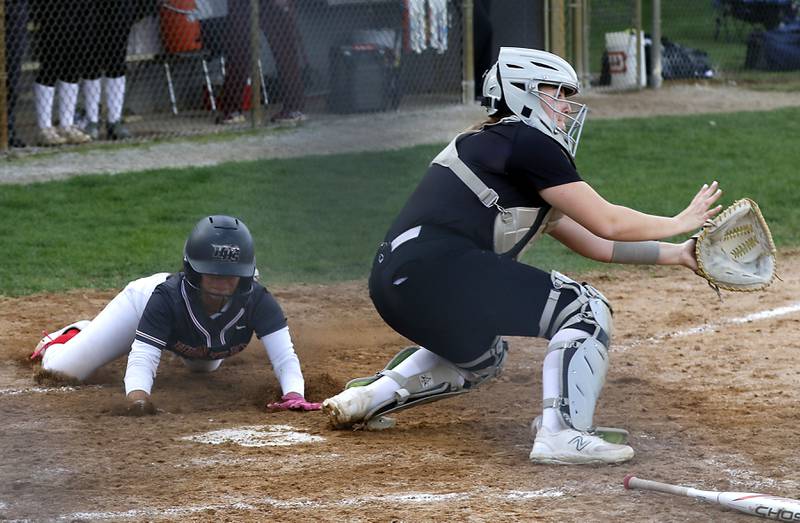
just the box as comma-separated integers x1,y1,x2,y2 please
362,347,464,411
34,83,54,129
105,76,126,123
57,81,79,128
83,79,102,124
541,328,589,432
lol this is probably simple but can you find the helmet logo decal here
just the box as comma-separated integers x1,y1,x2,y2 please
211,244,241,262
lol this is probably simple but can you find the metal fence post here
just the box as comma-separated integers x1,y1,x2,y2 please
634,0,643,90
544,0,550,52
583,0,591,89
651,0,662,88
0,1,7,152
572,0,586,88
462,0,475,104
250,0,263,127
550,0,566,58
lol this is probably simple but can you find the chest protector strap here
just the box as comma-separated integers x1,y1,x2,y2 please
431,133,559,258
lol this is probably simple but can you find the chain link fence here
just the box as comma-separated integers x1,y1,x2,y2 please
3,1,799,152
581,0,800,91
1,0,465,149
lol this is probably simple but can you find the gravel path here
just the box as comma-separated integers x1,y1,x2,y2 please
2,84,799,185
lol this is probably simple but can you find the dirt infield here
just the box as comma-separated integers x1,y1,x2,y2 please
1,251,797,521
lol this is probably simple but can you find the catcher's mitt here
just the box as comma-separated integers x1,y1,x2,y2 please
694,198,776,292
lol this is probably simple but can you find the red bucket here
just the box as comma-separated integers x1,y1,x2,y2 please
160,0,202,54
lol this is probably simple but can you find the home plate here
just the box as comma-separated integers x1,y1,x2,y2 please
181,425,324,447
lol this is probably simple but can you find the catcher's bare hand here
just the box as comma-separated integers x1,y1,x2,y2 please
679,238,698,271
675,181,723,233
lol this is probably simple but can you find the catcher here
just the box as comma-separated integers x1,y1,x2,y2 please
30,215,321,415
323,47,773,465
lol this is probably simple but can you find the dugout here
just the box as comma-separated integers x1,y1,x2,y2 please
5,0,545,144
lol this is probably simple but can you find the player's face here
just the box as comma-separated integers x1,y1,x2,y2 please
538,84,571,131
200,274,241,297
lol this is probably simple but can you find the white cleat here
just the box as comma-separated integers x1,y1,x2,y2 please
31,320,91,361
529,425,634,465
322,387,374,429
531,415,630,445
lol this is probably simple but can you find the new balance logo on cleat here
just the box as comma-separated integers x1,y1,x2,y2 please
568,435,590,451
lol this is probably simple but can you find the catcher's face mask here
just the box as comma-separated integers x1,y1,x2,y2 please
535,83,587,151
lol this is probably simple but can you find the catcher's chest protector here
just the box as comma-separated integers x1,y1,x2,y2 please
431,128,561,258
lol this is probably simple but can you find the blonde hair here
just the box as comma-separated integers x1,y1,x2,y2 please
465,109,514,131
465,113,509,132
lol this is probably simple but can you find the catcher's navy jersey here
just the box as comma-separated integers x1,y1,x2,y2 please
385,119,582,249
134,273,287,360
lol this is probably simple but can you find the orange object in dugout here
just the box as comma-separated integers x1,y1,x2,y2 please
160,0,202,54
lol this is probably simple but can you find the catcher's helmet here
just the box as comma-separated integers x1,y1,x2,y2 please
481,62,508,117
183,215,256,294
495,47,587,156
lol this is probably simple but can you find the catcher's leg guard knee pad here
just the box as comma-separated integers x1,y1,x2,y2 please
541,272,614,432
454,336,509,388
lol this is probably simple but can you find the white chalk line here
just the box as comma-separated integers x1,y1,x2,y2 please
614,300,800,352
704,456,779,490
175,452,344,468
0,385,103,397
64,488,565,520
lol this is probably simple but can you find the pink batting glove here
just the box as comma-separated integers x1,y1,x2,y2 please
266,392,322,411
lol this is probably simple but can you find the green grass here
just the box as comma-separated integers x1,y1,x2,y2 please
1,107,798,296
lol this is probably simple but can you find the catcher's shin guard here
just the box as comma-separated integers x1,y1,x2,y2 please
346,346,470,422
341,339,509,425
541,272,614,432
343,346,420,389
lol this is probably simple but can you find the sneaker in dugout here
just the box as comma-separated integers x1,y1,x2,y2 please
217,112,247,125
37,126,67,146
106,121,131,140
83,121,100,140
270,110,306,125
58,125,92,144
322,386,374,429
529,424,634,465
